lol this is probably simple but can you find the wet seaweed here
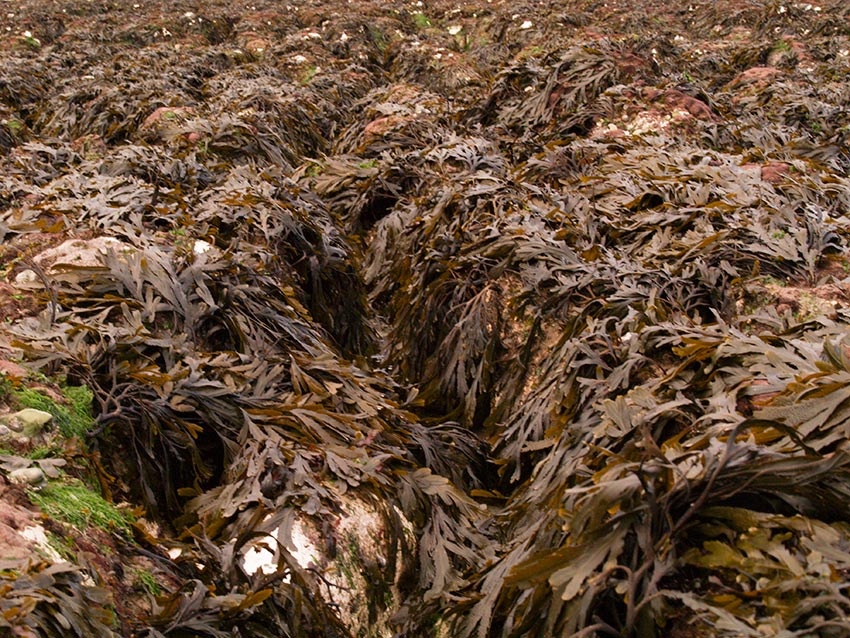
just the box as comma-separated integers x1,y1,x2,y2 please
2,0,850,636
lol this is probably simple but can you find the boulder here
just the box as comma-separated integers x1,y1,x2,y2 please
239,493,415,636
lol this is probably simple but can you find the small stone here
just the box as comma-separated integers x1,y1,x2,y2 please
70,134,108,158
25,237,128,274
8,467,46,486
728,66,781,89
245,37,269,54
14,269,39,288
1,409,53,436
363,115,409,139
193,239,213,255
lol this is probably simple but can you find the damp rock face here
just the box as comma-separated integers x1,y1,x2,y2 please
239,493,415,637
0,495,38,560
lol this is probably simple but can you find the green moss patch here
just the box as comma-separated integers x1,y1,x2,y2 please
30,481,132,535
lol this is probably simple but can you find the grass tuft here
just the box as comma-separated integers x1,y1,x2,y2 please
133,567,163,596
29,480,133,534
412,12,431,28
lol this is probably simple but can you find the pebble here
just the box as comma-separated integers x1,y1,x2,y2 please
8,467,46,487
1,409,53,436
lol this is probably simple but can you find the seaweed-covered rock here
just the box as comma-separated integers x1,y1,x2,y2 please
1,0,850,637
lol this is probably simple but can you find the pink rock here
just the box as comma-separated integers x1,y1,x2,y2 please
660,89,717,121
363,115,408,139
141,106,195,129
728,66,781,88
760,162,791,184
0,359,28,381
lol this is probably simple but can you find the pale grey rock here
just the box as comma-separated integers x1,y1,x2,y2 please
8,466,46,486
1,409,53,436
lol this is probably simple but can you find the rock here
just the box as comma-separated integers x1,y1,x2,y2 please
727,66,782,89
193,239,214,255
14,237,133,290
141,106,195,129
239,493,415,635
767,38,810,68
0,499,37,560
616,52,649,78
244,37,269,55
647,88,717,121
1,409,53,436
20,524,63,559
8,467,46,487
0,521,32,559
742,161,793,184
70,134,108,158
760,162,792,184
363,115,406,140
13,270,39,287
139,105,200,145
0,359,28,381
38,237,126,269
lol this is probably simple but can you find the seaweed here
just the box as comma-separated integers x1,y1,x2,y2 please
0,559,118,638
2,0,850,636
